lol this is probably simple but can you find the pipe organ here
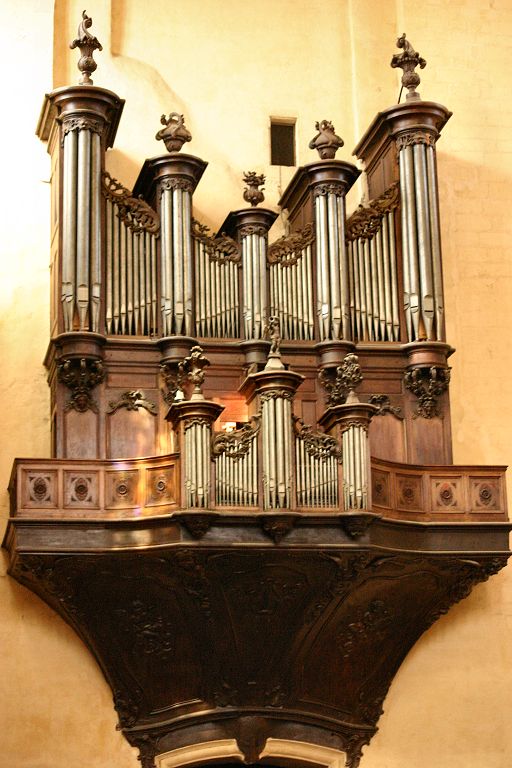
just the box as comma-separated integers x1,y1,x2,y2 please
5,22,509,768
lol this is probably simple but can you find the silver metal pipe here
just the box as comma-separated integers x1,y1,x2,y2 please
381,214,393,340
76,129,91,330
388,210,400,341
105,198,113,334
315,195,330,339
336,194,350,339
90,132,101,332
375,228,386,339
402,145,420,340
426,145,445,340
119,215,127,333
62,130,78,331
413,143,435,339
327,193,342,338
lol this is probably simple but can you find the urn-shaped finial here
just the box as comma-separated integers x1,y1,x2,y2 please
390,34,427,101
179,346,210,401
155,112,192,153
69,10,103,85
320,353,364,407
243,171,265,207
308,120,344,159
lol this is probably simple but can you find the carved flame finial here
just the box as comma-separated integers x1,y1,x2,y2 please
70,10,103,85
155,112,192,153
308,120,344,159
179,346,210,400
243,171,265,207
390,34,426,101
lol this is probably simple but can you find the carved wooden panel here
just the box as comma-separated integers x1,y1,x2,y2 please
64,471,100,509
430,476,464,513
105,469,140,509
470,477,502,512
145,467,177,507
22,470,58,509
396,473,424,514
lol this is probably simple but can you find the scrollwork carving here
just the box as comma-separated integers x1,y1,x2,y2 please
212,416,260,460
114,599,174,657
57,357,105,414
404,365,450,419
160,362,185,405
192,219,240,263
268,222,315,265
337,599,392,659
368,394,403,418
107,390,157,415
102,172,160,234
293,416,343,462
260,389,293,403
346,183,400,241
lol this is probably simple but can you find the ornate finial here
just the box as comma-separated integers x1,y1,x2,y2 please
390,34,426,101
179,346,209,400
69,11,103,85
155,113,192,153
319,353,363,407
243,172,265,207
308,120,344,159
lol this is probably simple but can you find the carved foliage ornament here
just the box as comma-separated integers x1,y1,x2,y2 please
293,415,343,463
160,363,185,405
243,171,265,207
239,224,268,237
268,222,315,265
61,116,102,144
309,119,344,159
179,345,209,397
192,219,240,263
404,365,450,419
69,10,103,85
212,416,261,461
160,177,194,194
155,112,192,153
395,130,437,151
102,172,160,234
346,183,400,241
313,182,345,198
320,353,363,407
57,356,105,413
107,390,157,415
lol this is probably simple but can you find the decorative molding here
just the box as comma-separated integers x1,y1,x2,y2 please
160,177,194,194
260,389,293,403
404,365,450,419
395,130,437,150
102,172,160,234
57,357,105,414
243,171,265,207
313,182,345,198
61,116,102,143
155,112,192,153
184,416,211,431
212,416,260,460
268,222,314,265
239,224,267,237
69,10,103,85
346,183,400,241
368,394,403,418
293,416,343,462
107,390,157,415
309,119,344,160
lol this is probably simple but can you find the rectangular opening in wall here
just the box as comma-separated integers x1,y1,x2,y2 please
270,119,296,166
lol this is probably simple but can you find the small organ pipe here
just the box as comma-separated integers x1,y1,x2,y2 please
62,130,77,331
426,144,445,339
413,143,435,339
76,129,91,329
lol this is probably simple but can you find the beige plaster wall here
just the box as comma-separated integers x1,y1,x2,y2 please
1,1,511,766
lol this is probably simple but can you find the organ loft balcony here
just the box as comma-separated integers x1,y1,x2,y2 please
3,18,510,768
